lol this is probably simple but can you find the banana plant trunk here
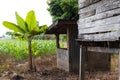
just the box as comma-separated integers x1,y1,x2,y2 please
28,39,33,71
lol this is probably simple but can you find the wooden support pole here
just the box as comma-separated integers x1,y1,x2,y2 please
79,46,86,80
55,34,60,48
67,26,80,73
118,49,120,80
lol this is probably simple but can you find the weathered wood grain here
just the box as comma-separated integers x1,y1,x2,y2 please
78,31,120,41
79,0,117,14
79,46,86,80
78,15,120,29
79,0,101,9
96,0,120,14
88,47,119,53
67,26,80,73
78,8,120,25
79,9,96,18
79,23,120,34
57,48,69,71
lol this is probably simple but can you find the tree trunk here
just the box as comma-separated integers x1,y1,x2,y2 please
28,39,33,71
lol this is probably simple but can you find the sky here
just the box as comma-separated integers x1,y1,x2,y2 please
0,0,52,36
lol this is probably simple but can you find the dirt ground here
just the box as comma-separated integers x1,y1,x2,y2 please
0,54,118,80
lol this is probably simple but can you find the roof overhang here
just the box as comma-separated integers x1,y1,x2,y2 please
45,20,77,34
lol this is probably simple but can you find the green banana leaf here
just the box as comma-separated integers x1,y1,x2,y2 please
15,12,29,32
25,10,37,31
3,21,25,33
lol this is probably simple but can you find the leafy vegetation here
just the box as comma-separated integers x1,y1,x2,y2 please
0,39,56,61
47,0,78,22
3,10,48,70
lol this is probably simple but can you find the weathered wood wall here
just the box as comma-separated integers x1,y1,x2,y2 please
57,48,69,71
78,0,120,41
78,0,120,80
85,51,111,71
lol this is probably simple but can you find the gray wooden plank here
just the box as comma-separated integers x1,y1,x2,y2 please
78,15,120,29
88,47,119,54
79,0,101,9
78,31,120,41
79,9,96,18
79,23,120,34
96,1,120,14
79,0,116,14
79,46,86,80
78,8,120,25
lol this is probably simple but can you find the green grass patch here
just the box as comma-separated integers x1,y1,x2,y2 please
0,39,56,61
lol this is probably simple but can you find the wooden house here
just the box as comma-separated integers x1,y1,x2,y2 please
45,20,111,74
77,0,120,79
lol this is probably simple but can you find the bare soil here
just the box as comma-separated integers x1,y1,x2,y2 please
0,54,118,80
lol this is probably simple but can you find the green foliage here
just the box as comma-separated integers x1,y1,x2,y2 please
3,21,25,33
0,39,56,61
25,10,37,31
34,34,55,40
3,10,48,39
3,10,48,70
15,12,28,32
47,0,78,22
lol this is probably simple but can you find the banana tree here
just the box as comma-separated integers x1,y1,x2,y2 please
3,10,48,71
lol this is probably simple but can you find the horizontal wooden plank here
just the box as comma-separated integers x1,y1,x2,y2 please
79,0,117,14
78,8,120,24
79,23,120,34
78,31,120,41
76,39,120,48
88,47,119,54
79,0,101,9
96,1,120,14
79,0,86,3
78,15,120,29
79,9,96,18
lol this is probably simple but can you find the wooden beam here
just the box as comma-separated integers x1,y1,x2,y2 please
55,34,60,48
78,23,120,35
78,31,120,41
79,46,86,80
88,47,119,54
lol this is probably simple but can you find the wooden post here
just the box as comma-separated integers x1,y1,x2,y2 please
67,26,80,73
79,46,86,80
55,34,60,48
118,49,120,80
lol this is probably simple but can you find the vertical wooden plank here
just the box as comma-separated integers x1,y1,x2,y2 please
79,46,86,80
118,49,120,80
67,26,80,74
55,34,60,48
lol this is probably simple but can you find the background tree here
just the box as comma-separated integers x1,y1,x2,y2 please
47,0,78,22
3,10,48,71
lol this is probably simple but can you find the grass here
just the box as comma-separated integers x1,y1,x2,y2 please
0,39,56,61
